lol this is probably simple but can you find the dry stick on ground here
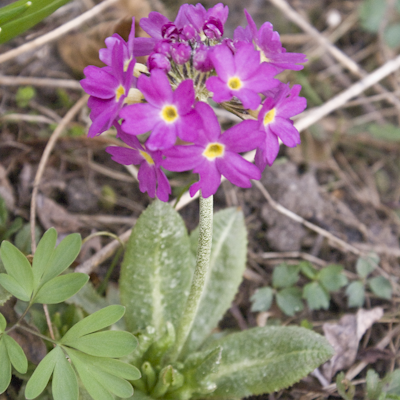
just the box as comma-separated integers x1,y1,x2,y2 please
0,76,83,90
268,0,400,110
0,0,119,65
29,95,88,340
76,53,400,275
30,95,89,251
253,180,361,256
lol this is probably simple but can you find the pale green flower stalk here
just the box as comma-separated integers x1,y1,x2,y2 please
167,193,213,362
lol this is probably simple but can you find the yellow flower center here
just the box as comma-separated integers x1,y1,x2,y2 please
115,85,125,102
227,77,242,90
161,105,178,123
203,143,225,160
263,108,276,126
139,150,154,165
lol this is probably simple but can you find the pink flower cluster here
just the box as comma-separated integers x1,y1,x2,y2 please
81,3,307,201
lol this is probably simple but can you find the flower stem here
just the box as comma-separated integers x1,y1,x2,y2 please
166,193,213,363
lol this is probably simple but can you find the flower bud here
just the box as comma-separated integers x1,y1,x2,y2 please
148,53,171,72
171,43,191,65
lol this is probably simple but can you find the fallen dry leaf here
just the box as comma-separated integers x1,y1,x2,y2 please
36,194,82,233
322,307,383,381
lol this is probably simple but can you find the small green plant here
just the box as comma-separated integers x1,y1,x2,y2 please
336,369,400,400
251,262,348,316
345,253,392,308
15,86,36,108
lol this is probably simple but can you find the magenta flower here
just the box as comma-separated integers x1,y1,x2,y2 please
81,42,135,137
234,10,307,72
162,102,263,198
106,125,171,201
176,3,229,39
120,69,201,151
99,17,154,68
206,43,278,109
253,83,307,169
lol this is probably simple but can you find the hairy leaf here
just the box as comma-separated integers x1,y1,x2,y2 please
120,200,194,333
64,331,137,357
200,326,333,399
60,305,125,343
0,240,33,298
33,273,88,304
3,334,28,373
183,208,247,356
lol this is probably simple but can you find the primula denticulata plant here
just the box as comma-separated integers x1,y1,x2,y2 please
0,4,334,400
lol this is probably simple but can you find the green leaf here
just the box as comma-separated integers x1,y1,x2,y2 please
386,369,400,395
25,346,58,399
0,273,31,301
40,233,81,285
183,207,247,356
0,0,31,25
3,334,28,373
67,351,140,381
66,349,116,400
52,346,78,400
120,200,194,333
0,0,72,44
368,276,392,300
63,331,137,357
0,312,6,332
367,369,383,400
368,123,400,142
276,287,303,316
0,260,11,306
359,0,387,33
356,253,379,278
299,261,317,280
346,281,365,307
0,337,11,394
272,264,299,288
318,264,348,292
60,305,125,343
336,372,355,400
250,287,273,312
201,326,333,398
33,273,88,304
32,228,57,287
303,282,330,310
14,223,41,254
0,240,33,298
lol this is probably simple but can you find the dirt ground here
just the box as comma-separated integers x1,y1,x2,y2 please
1,0,400,398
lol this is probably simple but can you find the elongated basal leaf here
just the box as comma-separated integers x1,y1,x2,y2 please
199,326,333,399
120,200,194,333
182,208,247,356
0,0,71,44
